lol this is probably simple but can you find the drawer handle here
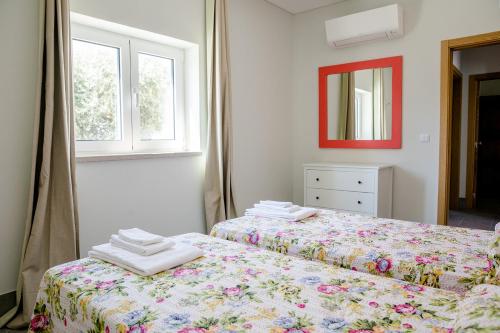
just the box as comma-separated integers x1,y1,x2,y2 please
316,196,320,200
358,180,362,184
357,200,362,204
316,178,320,182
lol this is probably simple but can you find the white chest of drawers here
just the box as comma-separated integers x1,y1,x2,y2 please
304,163,393,218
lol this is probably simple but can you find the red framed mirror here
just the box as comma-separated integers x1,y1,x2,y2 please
319,56,402,149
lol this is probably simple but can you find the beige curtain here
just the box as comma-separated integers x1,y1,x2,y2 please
0,0,79,328
372,68,385,140
204,0,236,231
338,72,356,140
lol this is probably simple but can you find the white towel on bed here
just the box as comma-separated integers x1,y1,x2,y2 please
259,200,293,208
89,243,204,276
245,207,318,222
118,228,164,245
254,203,301,213
110,234,175,256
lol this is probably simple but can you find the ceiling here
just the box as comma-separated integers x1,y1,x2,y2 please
266,0,347,14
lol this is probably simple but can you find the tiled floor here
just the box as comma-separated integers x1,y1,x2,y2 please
448,208,498,230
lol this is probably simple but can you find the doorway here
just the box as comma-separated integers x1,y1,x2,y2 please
438,31,500,227
449,72,500,230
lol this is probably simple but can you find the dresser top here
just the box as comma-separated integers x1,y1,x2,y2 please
304,162,393,170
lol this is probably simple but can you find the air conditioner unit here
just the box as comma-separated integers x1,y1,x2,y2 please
325,4,403,48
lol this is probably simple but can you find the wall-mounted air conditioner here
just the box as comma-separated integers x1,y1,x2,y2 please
325,4,404,48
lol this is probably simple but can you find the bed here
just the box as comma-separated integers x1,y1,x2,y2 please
29,233,499,333
210,209,499,293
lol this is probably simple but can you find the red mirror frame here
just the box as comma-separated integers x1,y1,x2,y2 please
319,56,403,149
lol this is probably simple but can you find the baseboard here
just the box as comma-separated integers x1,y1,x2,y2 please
0,290,16,317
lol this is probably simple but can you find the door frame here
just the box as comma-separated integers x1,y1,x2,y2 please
448,66,462,210
437,30,500,225
465,71,500,208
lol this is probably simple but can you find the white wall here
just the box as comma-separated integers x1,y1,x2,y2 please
73,0,295,252
76,157,205,253
70,0,207,253
0,0,39,295
455,44,500,198
228,0,294,214
291,0,500,223
327,74,342,139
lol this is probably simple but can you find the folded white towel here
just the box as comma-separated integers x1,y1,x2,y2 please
254,203,301,213
259,200,293,208
245,207,318,222
89,243,204,276
110,234,175,256
118,228,164,245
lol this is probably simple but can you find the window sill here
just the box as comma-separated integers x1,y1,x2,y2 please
76,151,202,163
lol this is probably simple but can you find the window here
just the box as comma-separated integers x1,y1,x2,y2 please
354,88,373,140
72,24,186,153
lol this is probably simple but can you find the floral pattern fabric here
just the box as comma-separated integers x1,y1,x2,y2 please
453,284,500,332
211,210,499,293
490,223,500,257
28,233,499,333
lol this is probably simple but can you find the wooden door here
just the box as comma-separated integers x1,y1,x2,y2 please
476,95,500,208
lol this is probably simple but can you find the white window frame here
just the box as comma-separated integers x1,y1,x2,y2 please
71,23,187,154
354,88,373,140
72,24,132,153
130,39,185,152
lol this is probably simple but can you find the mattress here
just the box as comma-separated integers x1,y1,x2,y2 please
211,209,499,293
28,233,499,332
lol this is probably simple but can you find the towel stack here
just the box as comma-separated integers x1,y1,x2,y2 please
89,228,204,276
245,200,318,222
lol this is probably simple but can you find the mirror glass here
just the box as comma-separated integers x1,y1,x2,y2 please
327,67,393,140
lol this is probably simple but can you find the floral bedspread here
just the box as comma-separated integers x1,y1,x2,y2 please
28,233,499,333
210,210,499,293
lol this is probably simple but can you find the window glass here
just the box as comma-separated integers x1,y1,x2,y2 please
138,53,175,141
72,39,122,141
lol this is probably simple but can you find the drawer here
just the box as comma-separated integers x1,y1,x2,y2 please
305,188,375,214
306,169,375,193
